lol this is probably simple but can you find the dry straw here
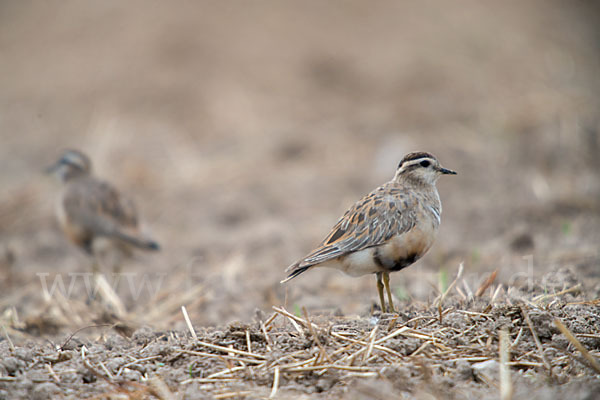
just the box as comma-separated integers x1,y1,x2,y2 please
2,266,598,398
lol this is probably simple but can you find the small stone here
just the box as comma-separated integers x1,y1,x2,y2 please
455,360,473,381
14,347,33,361
132,326,155,345
105,357,126,374
121,367,142,381
510,232,534,252
1,357,23,375
315,376,336,392
472,359,499,378
32,382,60,400
104,335,129,350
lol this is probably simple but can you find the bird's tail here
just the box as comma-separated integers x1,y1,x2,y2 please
114,231,160,251
280,264,311,284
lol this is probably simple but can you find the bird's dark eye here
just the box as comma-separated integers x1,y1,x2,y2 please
420,160,431,168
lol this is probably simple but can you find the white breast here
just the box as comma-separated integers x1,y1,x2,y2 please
318,248,380,277
55,193,68,228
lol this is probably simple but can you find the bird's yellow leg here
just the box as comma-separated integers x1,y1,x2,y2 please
376,272,386,313
383,272,396,313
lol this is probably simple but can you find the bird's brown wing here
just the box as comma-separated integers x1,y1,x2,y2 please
284,185,417,279
62,178,158,250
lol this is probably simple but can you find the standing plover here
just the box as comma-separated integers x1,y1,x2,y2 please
283,151,456,313
47,149,159,271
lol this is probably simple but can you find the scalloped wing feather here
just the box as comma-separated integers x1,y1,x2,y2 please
285,184,417,275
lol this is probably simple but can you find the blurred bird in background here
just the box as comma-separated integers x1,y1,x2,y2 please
47,149,160,273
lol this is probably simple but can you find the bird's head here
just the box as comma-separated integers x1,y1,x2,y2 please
46,149,92,182
394,151,456,185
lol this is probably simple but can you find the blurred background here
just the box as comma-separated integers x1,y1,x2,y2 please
1,1,599,331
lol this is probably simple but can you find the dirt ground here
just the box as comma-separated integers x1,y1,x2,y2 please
1,1,599,398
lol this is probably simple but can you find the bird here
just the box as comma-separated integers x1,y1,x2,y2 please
282,151,456,313
47,149,159,272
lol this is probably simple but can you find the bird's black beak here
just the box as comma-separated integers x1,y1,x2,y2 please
439,167,457,175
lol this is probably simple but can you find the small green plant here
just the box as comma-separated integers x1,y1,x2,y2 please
471,248,481,265
395,285,409,301
561,221,572,236
438,268,448,294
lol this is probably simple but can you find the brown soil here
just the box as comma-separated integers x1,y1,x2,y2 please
1,280,600,399
1,1,599,398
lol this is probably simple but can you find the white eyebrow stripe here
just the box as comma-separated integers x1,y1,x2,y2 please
428,205,441,225
401,158,434,168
